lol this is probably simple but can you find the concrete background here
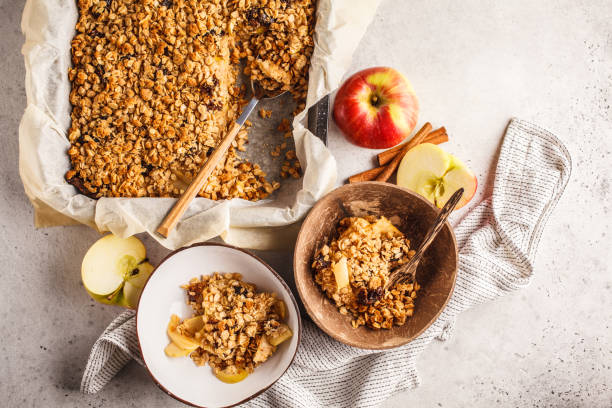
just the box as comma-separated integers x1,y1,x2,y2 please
1,0,611,407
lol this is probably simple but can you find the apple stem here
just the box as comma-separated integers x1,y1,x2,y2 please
105,283,124,301
370,94,381,107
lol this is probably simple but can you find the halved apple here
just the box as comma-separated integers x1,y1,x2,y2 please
397,143,477,209
81,234,154,309
123,261,154,308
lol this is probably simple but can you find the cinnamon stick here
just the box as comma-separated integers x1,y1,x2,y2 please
425,131,449,145
348,166,385,184
378,126,447,166
374,122,432,182
348,124,448,184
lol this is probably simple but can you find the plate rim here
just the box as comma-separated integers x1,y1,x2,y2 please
136,242,302,408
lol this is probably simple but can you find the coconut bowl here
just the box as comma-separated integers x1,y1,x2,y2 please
294,182,457,350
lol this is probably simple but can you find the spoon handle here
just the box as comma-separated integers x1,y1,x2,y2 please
386,188,464,289
156,97,259,237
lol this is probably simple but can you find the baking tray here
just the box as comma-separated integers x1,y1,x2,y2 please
238,93,329,202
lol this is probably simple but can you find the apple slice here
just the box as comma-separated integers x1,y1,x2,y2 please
274,299,287,320
164,342,192,358
167,315,200,350
253,335,275,363
397,143,477,209
167,329,200,350
267,324,293,347
332,257,350,291
214,366,249,384
371,217,401,236
181,315,204,334
81,234,154,309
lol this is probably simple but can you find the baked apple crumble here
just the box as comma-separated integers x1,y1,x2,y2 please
312,216,421,329
65,0,314,199
165,273,292,383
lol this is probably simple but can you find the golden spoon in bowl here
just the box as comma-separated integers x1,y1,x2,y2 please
156,80,286,237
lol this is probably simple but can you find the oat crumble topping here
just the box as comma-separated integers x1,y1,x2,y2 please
312,216,420,329
167,272,291,378
66,0,314,199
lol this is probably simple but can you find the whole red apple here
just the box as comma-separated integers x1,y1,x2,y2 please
333,67,419,149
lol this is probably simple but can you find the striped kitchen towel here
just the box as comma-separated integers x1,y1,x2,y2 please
81,118,571,407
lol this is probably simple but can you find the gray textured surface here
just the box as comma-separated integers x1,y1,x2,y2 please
1,0,611,407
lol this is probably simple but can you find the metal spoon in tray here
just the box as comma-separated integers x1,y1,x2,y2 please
156,80,286,237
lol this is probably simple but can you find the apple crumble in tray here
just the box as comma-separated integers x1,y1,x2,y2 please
65,0,315,200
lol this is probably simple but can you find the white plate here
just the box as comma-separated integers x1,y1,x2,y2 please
136,243,301,408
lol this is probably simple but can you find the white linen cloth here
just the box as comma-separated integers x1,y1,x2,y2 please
81,118,571,407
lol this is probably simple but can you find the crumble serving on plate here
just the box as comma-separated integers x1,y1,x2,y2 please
312,216,420,329
66,0,314,199
165,272,292,383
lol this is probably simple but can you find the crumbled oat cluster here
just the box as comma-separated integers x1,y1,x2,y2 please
237,0,314,111
280,149,301,179
258,108,272,119
65,0,314,199
180,273,290,374
312,216,420,329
